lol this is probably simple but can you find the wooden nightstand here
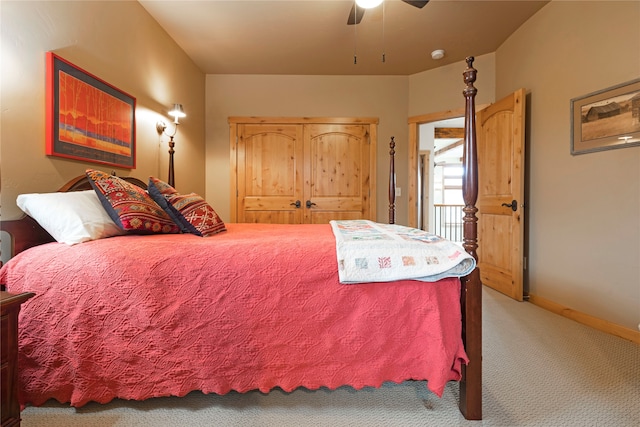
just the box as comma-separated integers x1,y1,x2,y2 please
1,291,34,427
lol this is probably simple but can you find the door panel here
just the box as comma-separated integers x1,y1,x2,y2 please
304,124,371,224
243,210,300,224
477,89,526,301
237,124,304,224
308,211,363,224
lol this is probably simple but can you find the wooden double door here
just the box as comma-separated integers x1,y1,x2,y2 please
230,117,377,224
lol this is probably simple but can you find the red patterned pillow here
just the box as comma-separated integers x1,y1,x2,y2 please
148,177,226,237
86,169,180,234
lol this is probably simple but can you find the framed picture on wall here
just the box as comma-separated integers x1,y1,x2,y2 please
571,78,640,155
45,52,136,168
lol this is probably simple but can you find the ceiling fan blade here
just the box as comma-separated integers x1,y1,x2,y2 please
401,0,429,8
347,3,365,25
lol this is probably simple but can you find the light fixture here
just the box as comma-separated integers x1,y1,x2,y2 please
156,103,186,188
356,0,383,9
431,49,445,60
352,0,385,64
168,103,186,121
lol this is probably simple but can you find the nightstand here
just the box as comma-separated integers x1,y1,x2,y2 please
1,291,34,427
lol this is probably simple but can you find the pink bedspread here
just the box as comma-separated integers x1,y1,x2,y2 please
0,223,468,407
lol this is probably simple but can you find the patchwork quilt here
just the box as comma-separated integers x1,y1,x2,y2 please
331,220,476,284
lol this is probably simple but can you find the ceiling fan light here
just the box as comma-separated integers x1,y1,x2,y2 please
356,0,383,9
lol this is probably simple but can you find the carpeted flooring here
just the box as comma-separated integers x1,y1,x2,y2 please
19,287,640,426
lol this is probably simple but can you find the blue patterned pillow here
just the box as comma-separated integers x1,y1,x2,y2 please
148,177,226,237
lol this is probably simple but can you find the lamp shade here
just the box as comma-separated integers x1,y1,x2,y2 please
168,103,186,119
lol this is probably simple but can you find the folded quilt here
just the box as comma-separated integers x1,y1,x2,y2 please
330,220,476,284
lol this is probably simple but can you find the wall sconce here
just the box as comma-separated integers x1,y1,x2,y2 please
156,103,186,187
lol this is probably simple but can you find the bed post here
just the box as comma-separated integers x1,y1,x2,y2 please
459,56,482,420
389,137,396,224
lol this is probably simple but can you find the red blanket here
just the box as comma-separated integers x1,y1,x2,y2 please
0,223,468,407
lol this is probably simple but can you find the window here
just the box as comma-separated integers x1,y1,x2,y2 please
435,164,463,205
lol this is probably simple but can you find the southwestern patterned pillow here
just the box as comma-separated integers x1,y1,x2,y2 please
148,176,226,237
86,169,180,234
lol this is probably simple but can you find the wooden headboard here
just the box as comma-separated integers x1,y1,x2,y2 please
57,174,147,192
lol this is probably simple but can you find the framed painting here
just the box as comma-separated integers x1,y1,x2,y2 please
46,52,136,168
571,78,640,155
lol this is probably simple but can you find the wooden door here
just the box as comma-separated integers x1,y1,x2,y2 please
231,118,377,224
235,124,304,223
476,89,526,301
304,124,373,224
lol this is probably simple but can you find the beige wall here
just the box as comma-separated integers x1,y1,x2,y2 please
1,0,206,221
205,74,409,224
495,1,640,330
408,53,496,116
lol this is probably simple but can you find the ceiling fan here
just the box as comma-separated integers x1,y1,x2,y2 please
347,0,429,25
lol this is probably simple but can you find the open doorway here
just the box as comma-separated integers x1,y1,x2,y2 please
407,107,469,235
417,117,465,242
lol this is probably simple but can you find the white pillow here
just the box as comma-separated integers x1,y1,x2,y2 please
16,190,126,245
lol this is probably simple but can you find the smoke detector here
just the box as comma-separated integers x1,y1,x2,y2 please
431,49,445,60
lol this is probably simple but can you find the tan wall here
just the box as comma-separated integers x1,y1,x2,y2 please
205,74,409,224
0,0,206,221
408,53,496,116
495,1,640,330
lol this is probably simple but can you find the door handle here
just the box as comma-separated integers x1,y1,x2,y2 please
501,199,518,212
306,200,317,209
290,200,301,208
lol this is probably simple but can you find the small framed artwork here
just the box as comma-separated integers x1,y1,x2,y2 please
46,52,136,168
571,78,640,155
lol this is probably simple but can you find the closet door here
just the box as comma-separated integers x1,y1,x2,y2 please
304,124,373,224
231,118,377,224
235,124,304,224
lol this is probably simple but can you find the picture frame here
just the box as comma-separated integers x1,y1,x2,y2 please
570,78,640,155
46,52,136,168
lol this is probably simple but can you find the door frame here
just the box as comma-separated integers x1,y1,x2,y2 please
417,150,430,231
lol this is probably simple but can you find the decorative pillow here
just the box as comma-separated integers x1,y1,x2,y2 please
148,176,226,237
16,190,126,244
86,169,180,234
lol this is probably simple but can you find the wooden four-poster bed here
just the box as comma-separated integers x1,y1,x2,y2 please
0,58,482,420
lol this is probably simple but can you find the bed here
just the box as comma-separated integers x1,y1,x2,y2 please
0,58,482,420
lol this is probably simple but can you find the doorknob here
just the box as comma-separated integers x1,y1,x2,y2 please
306,200,317,209
290,200,301,208
501,199,518,212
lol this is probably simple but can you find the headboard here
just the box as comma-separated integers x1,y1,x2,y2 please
57,174,147,192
